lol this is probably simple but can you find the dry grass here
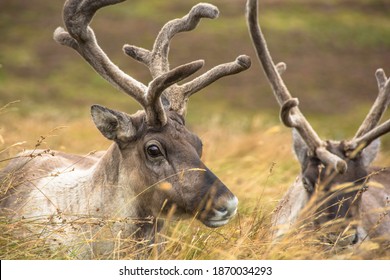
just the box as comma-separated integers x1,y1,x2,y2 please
1,108,389,260
1,0,389,260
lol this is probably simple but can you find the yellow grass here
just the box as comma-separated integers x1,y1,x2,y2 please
1,107,389,260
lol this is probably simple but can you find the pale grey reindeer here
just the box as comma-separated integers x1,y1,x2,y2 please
247,0,390,246
0,0,251,258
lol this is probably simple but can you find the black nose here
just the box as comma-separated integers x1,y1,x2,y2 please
352,233,359,245
216,206,227,212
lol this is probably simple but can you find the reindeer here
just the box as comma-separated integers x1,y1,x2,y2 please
0,0,251,258
246,0,390,246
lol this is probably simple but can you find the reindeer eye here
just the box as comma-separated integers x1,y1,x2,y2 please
145,140,166,160
146,144,163,158
302,177,314,193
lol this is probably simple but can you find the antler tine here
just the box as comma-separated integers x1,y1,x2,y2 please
353,69,390,138
124,3,219,78
54,0,201,128
246,0,347,173
352,119,390,153
124,3,251,116
146,60,204,124
348,72,390,152
176,55,251,110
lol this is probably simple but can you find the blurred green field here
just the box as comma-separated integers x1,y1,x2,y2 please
0,0,390,259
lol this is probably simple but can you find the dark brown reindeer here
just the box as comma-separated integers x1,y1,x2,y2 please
247,0,390,246
0,0,250,258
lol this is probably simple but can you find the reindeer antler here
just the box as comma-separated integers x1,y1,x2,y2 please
347,70,390,152
246,0,347,173
124,3,251,116
354,69,390,138
54,0,250,125
247,0,390,165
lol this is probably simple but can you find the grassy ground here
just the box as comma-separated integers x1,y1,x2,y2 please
0,0,389,259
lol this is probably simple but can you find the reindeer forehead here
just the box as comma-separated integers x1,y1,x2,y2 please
167,117,201,145
307,141,369,174
325,140,345,157
305,141,347,167
142,111,201,145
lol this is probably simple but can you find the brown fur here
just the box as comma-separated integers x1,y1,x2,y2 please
0,110,238,258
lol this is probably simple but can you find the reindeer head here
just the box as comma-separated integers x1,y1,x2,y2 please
293,132,380,230
54,0,251,228
247,0,390,243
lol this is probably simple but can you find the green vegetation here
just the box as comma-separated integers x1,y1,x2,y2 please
0,0,389,259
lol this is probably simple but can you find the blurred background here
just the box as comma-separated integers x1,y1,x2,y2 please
1,0,389,145
0,0,390,259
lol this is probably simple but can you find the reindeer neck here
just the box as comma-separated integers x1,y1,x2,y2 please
89,143,157,228
90,143,122,187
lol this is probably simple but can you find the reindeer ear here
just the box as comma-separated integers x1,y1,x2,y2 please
292,129,309,166
361,139,380,168
91,105,138,145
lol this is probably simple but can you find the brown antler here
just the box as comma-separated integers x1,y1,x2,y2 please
347,70,390,152
53,0,210,127
124,3,251,116
354,69,390,138
246,0,347,173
